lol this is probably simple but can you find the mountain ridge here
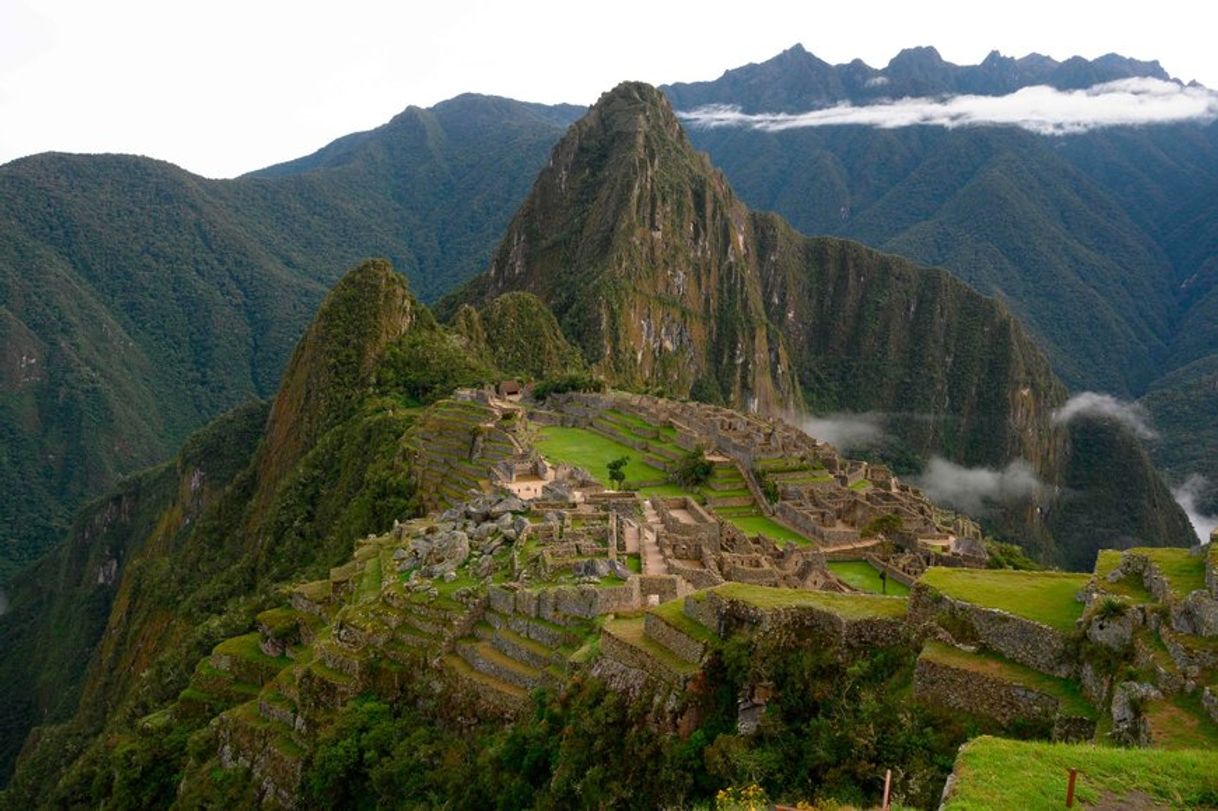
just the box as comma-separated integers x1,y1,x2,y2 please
663,43,1178,113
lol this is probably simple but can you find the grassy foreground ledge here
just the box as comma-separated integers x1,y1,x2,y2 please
942,736,1218,809
919,568,1089,632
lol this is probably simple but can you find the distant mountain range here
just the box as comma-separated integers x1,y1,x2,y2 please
664,44,1177,112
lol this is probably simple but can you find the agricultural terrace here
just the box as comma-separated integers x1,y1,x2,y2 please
828,560,911,596
713,582,908,620
919,568,1089,632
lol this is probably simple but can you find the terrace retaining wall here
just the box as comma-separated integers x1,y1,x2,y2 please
908,583,1076,678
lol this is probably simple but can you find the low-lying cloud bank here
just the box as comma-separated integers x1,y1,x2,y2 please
679,78,1218,135
913,457,1043,516
799,413,885,451
1173,475,1218,544
1051,391,1156,439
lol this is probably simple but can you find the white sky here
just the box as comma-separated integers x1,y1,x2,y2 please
2,0,1215,179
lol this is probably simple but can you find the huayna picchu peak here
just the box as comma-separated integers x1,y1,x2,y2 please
2,28,1216,809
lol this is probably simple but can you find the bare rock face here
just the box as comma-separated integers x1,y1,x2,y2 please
1086,609,1136,652
1110,681,1162,746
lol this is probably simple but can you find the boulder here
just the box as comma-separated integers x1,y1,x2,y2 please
1110,681,1162,746
490,495,527,517
1087,609,1135,652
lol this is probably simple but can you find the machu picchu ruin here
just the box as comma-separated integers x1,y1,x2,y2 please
141,386,1218,808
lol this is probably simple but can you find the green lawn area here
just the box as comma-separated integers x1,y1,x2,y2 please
1136,547,1207,599
921,640,1095,719
721,513,812,546
535,426,669,488
828,560,910,596
713,582,908,619
942,736,1218,810
919,568,1088,632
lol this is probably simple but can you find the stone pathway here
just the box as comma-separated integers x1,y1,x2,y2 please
640,500,668,575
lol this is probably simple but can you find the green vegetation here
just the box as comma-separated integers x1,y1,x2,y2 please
476,292,586,380
919,568,1089,632
1136,548,1207,598
606,456,629,490
714,582,908,620
674,449,714,488
862,513,903,539
828,560,911,597
942,736,1218,809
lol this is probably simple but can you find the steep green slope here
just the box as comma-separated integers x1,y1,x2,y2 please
444,82,801,413
676,124,1180,395
0,259,526,801
0,96,579,576
0,399,267,786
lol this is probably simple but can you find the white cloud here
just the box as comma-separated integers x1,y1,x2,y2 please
1051,391,1156,439
1172,474,1218,544
913,456,1043,516
800,412,885,450
678,78,1218,135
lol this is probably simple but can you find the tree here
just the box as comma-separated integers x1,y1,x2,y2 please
863,513,902,538
607,457,629,490
674,449,714,488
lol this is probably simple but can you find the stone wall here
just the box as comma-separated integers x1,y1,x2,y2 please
909,584,1076,678
706,590,908,651
599,628,688,688
643,613,706,664
914,656,1094,742
863,553,917,587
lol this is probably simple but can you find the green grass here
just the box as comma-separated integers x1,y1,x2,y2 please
213,633,289,668
828,560,910,597
919,568,1089,632
535,426,670,488
1136,547,1207,599
625,554,642,574
649,599,719,644
713,582,908,619
719,513,812,546
637,482,690,498
921,641,1096,719
942,736,1218,810
1144,690,1218,750
356,555,383,601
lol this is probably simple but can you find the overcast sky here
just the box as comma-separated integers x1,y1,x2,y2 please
2,0,1215,178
